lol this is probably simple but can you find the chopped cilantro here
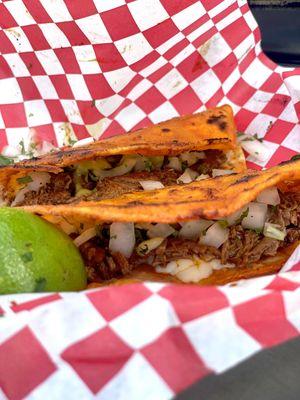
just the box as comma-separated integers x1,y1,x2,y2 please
218,220,229,228
28,113,34,117
237,132,245,137
91,99,96,107
21,252,33,263
291,154,300,162
270,205,278,212
19,139,26,155
144,159,153,172
17,175,33,185
253,133,263,143
0,155,14,166
110,234,117,240
69,139,78,146
181,161,188,171
27,62,33,70
236,207,249,225
251,228,263,234
34,278,47,292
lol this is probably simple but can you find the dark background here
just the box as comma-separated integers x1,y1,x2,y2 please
249,0,300,65
179,2,300,399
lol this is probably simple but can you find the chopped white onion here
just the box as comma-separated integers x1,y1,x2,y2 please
1,145,20,158
12,172,51,206
263,223,286,241
150,156,164,169
225,205,249,226
139,180,164,191
73,227,97,247
177,168,198,184
95,157,136,179
136,237,165,256
195,174,210,181
212,169,234,177
167,156,182,171
147,223,175,238
109,222,135,258
238,134,268,162
242,202,268,230
180,151,205,166
179,220,213,240
134,156,149,172
200,222,229,248
256,187,280,206
40,141,58,155
135,222,154,230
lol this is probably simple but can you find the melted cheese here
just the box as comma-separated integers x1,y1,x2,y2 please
156,257,235,283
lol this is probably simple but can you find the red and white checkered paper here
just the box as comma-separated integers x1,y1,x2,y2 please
0,1,300,399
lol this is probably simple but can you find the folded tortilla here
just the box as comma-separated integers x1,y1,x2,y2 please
20,157,300,286
0,105,245,207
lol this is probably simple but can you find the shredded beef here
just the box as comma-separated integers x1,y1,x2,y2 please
87,169,179,201
152,238,221,267
153,192,300,270
79,239,133,282
78,191,299,282
19,173,74,206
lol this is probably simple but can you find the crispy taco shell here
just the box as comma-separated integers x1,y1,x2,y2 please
0,105,246,204
24,158,300,223
22,158,300,287
2,105,237,173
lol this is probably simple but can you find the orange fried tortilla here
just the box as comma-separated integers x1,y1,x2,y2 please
23,158,300,223
2,105,237,173
21,158,300,286
0,105,246,204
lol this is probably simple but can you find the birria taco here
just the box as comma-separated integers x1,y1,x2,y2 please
0,105,245,207
21,157,300,286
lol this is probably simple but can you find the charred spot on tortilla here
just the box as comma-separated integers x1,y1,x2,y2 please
207,114,227,131
232,174,259,185
161,128,170,132
206,138,229,144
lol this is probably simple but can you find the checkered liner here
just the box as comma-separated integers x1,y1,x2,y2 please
0,1,300,399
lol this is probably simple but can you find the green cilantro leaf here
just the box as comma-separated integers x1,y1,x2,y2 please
17,175,33,185
291,154,300,162
0,155,14,166
144,159,153,172
218,220,229,228
236,207,249,225
19,139,26,155
253,133,263,143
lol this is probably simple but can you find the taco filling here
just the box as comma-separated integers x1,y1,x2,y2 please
56,187,299,284
8,149,236,206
